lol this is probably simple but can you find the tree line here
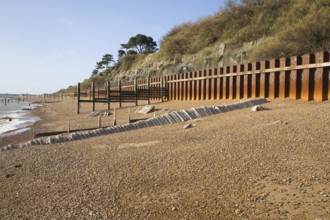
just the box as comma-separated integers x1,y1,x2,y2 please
91,34,157,78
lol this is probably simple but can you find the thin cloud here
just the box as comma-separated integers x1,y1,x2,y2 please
60,18,75,26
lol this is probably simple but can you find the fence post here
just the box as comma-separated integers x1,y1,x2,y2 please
92,81,95,111
119,80,122,108
160,77,164,102
134,78,138,106
301,53,313,101
145,77,149,104
77,83,80,114
269,59,276,99
107,81,110,110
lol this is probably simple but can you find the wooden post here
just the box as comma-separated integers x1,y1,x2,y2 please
160,77,164,102
210,68,216,100
113,108,116,126
134,78,138,105
98,116,101,128
4,97,6,106
147,77,150,104
92,81,95,111
107,81,110,110
77,83,81,114
314,52,327,101
128,107,131,124
301,54,313,101
119,80,122,108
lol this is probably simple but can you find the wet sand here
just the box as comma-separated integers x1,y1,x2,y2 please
0,98,329,219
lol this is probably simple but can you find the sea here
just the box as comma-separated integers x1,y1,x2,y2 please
0,97,41,138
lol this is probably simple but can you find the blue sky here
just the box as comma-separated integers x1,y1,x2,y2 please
0,0,225,94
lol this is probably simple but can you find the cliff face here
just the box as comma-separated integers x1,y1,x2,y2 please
112,0,330,80
116,37,268,79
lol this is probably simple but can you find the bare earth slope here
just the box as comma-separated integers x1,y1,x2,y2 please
0,99,329,219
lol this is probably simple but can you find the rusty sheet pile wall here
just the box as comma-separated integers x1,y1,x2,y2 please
165,51,330,102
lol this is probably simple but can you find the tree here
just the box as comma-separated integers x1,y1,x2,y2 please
125,34,158,54
101,54,114,69
91,53,115,77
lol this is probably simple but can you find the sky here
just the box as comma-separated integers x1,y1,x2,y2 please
0,0,225,94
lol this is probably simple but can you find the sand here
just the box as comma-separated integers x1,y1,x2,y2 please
0,97,329,219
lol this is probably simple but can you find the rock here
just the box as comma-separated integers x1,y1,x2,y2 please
184,123,193,129
88,110,111,117
136,105,155,114
251,104,271,112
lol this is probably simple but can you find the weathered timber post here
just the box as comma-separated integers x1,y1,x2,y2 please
134,78,138,106
77,83,81,114
160,77,164,102
118,80,122,108
147,77,150,104
92,82,96,112
113,108,116,126
107,81,110,110
98,116,101,128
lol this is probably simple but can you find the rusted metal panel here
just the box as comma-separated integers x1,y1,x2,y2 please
279,57,287,99
210,68,216,100
243,63,249,99
192,71,197,100
236,65,243,99
222,67,228,99
251,62,257,98
314,51,326,101
301,54,312,101
187,72,191,100
269,59,276,99
289,56,298,100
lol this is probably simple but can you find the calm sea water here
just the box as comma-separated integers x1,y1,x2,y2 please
0,98,41,137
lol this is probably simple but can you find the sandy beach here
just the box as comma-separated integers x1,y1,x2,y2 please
0,97,329,219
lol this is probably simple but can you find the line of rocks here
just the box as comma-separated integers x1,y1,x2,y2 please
1,98,267,151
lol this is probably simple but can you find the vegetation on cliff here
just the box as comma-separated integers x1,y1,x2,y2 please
63,0,330,92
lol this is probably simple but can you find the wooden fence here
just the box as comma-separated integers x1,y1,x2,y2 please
76,77,168,113
165,51,330,102
77,51,329,113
